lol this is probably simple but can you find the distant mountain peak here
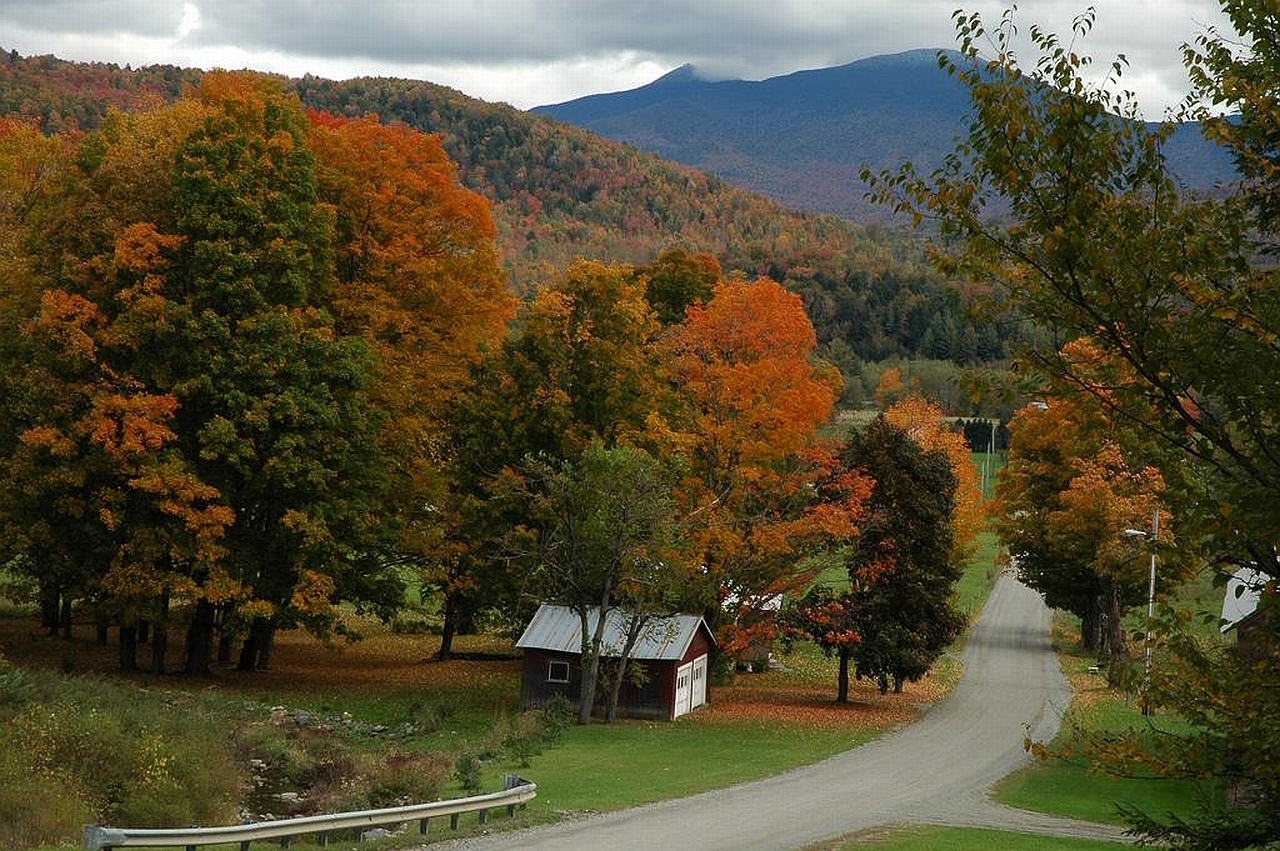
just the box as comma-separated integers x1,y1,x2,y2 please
654,63,698,84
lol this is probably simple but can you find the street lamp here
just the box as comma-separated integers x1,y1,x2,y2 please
1123,506,1160,716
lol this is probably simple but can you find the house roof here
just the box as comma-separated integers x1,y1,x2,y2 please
515,604,714,661
1222,567,1270,633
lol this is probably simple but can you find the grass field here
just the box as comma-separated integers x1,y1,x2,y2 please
807,825,1126,851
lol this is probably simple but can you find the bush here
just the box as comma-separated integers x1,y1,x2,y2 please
359,751,452,808
454,754,483,795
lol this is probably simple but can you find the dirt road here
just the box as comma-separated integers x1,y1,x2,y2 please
432,574,1129,849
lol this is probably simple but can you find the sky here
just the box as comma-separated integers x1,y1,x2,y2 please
0,1,1235,117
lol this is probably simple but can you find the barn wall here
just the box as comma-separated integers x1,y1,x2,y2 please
519,649,578,710
520,651,676,719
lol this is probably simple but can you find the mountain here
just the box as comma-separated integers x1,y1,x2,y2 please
534,50,1237,220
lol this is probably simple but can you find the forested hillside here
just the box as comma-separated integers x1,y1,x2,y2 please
0,49,1024,366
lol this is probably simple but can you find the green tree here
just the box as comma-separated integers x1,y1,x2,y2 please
844,416,964,694
520,443,689,725
437,259,667,657
864,5,1280,846
636,248,720,325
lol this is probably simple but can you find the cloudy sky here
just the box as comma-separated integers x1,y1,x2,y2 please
0,1,1234,116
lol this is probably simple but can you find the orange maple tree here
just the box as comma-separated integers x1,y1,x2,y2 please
657,277,869,658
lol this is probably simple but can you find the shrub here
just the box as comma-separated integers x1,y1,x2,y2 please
454,754,483,795
360,751,452,808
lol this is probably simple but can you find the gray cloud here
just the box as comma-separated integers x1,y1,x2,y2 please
0,0,1233,113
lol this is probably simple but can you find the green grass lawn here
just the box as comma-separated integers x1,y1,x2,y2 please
806,825,1126,851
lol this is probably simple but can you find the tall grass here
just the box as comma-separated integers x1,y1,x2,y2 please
0,665,246,848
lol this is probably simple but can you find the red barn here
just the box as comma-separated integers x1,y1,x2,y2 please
515,604,715,721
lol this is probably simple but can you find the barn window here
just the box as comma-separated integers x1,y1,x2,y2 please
547,660,570,683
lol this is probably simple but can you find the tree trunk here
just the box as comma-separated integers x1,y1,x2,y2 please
578,649,598,725
604,615,649,723
183,598,215,676
238,619,275,671
40,583,59,635
893,675,904,694
95,612,109,645
258,623,276,670
437,594,459,661
118,624,138,672
836,646,850,703
216,624,236,666
59,596,72,637
1105,582,1129,689
1081,594,1101,651
151,627,168,675
151,594,169,675
138,619,150,644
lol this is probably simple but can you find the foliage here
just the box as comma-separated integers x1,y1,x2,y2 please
884,394,985,560
656,277,870,658
0,49,1036,366
842,416,965,694
782,583,863,703
864,4,1280,847
0,72,510,675
993,341,1189,686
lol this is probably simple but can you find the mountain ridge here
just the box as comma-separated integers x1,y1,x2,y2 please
534,49,1237,220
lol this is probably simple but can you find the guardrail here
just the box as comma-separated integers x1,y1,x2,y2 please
83,774,536,850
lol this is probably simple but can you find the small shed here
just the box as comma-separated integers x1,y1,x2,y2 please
515,604,715,720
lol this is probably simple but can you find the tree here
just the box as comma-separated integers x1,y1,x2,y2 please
308,110,513,660
864,5,1280,845
783,583,862,703
0,75,495,675
636,248,720,325
437,259,665,658
521,443,690,725
884,394,984,561
843,416,964,694
656,277,866,661
994,340,1187,681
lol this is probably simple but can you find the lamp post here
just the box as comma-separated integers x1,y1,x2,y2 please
1123,506,1160,715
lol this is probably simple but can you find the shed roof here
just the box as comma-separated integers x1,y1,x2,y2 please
516,604,713,661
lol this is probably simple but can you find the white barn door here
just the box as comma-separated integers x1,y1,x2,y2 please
674,661,693,718
690,654,707,710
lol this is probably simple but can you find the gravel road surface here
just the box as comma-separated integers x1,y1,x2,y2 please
428,573,1130,849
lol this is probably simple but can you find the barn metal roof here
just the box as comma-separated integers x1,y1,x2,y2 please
515,604,713,661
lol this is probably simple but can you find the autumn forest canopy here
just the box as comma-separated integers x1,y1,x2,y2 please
7,2,1280,847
